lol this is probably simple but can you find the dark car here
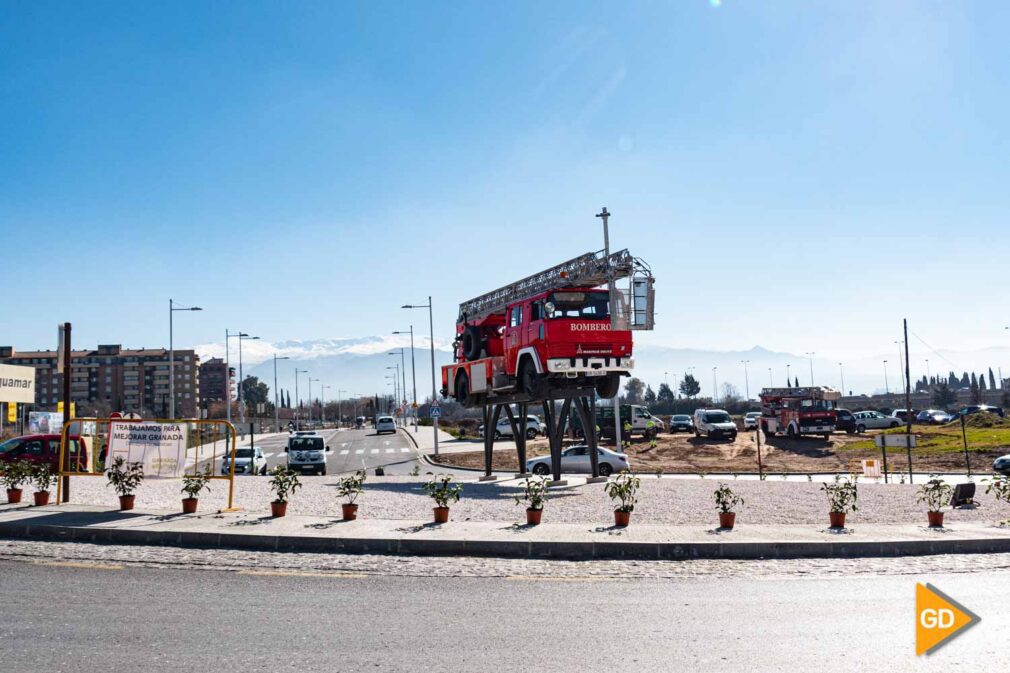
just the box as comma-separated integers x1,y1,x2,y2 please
994,454,1010,476
834,408,856,434
0,434,90,473
669,414,694,433
891,409,919,424
955,405,1005,420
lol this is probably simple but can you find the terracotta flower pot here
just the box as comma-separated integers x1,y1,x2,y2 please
718,511,736,530
927,511,944,528
433,506,450,524
828,511,846,529
119,495,135,511
6,488,22,504
271,501,287,518
33,491,50,507
182,498,198,514
614,509,631,527
526,508,543,526
342,503,359,521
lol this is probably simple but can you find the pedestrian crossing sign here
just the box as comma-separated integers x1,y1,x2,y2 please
430,404,441,418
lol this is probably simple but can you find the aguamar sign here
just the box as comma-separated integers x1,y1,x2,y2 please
108,421,190,478
0,363,36,404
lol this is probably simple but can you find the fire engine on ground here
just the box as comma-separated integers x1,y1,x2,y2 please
759,386,841,440
441,249,654,408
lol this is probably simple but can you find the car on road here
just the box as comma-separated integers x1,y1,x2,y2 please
916,409,952,425
993,454,1010,476
742,412,761,430
834,408,856,434
693,409,738,440
526,445,630,477
0,434,89,473
954,405,1005,420
285,432,331,475
478,415,542,440
375,416,397,435
669,414,694,433
221,446,267,476
852,410,901,432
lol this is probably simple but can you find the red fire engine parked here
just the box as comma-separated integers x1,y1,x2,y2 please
442,249,654,408
759,387,841,440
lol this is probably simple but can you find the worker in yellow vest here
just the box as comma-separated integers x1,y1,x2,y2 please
646,419,658,450
623,420,633,450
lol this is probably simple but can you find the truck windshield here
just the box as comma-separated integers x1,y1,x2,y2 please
800,400,835,410
545,292,610,320
290,438,323,451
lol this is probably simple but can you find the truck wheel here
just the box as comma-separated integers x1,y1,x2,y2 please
461,326,483,361
455,372,472,407
594,374,621,399
520,360,543,398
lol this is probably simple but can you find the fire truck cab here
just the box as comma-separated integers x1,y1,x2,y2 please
759,386,841,440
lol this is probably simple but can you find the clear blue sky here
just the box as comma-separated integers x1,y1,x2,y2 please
3,1,1009,359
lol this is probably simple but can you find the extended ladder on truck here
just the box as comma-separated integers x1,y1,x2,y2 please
457,248,654,329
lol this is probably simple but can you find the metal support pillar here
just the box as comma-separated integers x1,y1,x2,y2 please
574,396,600,478
482,403,503,478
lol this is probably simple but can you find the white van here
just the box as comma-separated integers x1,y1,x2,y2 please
693,409,738,440
285,432,331,476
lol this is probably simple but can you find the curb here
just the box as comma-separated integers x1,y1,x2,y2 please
3,515,1010,561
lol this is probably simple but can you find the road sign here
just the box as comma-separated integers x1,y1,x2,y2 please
430,404,441,418
875,434,917,449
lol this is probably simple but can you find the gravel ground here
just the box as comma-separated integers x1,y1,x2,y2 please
61,474,1010,526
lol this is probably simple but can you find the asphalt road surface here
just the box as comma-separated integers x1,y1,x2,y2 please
232,427,423,476
2,559,1007,672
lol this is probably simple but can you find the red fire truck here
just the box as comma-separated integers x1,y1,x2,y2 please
441,249,654,408
759,387,841,439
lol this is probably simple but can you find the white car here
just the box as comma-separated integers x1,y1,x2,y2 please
852,410,901,432
375,416,397,435
479,415,542,440
693,409,738,440
743,412,761,430
526,445,630,477
221,446,267,476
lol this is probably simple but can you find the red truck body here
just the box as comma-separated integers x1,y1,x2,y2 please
759,387,841,439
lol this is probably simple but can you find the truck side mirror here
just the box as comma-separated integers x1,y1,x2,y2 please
326,445,331,452
283,447,288,453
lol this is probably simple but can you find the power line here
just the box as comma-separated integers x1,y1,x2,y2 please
907,328,961,372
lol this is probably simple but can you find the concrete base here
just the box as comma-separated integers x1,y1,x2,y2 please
513,472,532,479
548,479,569,487
478,475,498,482
585,476,610,484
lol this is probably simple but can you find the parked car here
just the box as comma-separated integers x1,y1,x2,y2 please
285,432,331,476
221,445,267,476
890,409,919,424
479,415,542,440
916,409,952,425
526,445,629,477
954,405,1005,420
852,411,901,432
692,409,738,440
375,416,397,435
834,408,856,434
993,454,1010,476
669,414,694,433
570,404,665,437
742,412,761,430
0,434,89,472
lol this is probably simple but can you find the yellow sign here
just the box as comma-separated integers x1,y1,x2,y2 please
56,401,76,416
916,583,980,656
6,402,15,423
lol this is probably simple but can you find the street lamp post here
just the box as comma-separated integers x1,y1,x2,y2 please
712,366,719,403
224,330,244,428
273,354,290,432
883,360,890,395
169,299,202,419
389,350,407,425
321,384,330,424
804,352,815,386
403,298,439,455
337,389,347,427
237,334,259,425
294,368,308,430
838,362,845,395
393,327,418,426
386,365,400,421
308,377,319,424
768,367,773,387
740,360,750,400
786,364,792,388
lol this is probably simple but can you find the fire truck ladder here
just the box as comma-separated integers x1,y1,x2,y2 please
457,248,650,324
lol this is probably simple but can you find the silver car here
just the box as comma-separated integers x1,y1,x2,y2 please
221,446,267,476
375,416,397,435
526,445,630,477
479,415,543,440
852,411,901,432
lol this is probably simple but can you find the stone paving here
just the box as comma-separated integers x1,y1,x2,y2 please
3,537,1010,580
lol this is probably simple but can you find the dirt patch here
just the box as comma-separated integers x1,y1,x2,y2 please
432,430,1004,475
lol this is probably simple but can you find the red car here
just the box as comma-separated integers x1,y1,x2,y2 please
0,434,91,473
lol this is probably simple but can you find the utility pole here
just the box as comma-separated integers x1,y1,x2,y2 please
273,354,289,432
237,333,259,425
712,366,719,403
786,364,791,388
294,368,308,430
883,360,890,395
804,352,815,386
320,384,330,424
740,360,750,400
59,322,71,502
597,206,622,451
768,367,773,387
838,362,845,396
308,377,319,424
904,320,914,483
394,327,418,427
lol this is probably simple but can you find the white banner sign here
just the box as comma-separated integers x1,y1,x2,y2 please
108,421,190,478
29,412,63,434
0,363,36,404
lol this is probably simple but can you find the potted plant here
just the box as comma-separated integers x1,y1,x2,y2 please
821,475,858,529
30,463,56,506
422,475,463,523
514,476,549,525
2,461,30,504
916,477,952,528
268,466,301,517
181,467,212,514
337,470,366,520
106,457,144,510
713,482,743,530
986,476,1010,526
604,470,640,527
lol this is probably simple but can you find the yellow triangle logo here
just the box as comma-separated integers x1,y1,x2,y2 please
916,583,980,656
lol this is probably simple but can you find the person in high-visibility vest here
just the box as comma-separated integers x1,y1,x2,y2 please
623,420,633,450
646,419,658,450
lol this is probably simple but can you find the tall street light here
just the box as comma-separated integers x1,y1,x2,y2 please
403,298,439,455
838,362,845,396
224,330,247,428
386,364,400,420
169,299,202,419
804,352,816,386
393,328,418,425
238,334,259,424
337,389,347,427
712,366,719,403
320,384,330,424
389,350,407,423
883,360,890,395
786,364,792,388
294,368,308,430
308,377,319,424
739,360,750,400
273,354,290,432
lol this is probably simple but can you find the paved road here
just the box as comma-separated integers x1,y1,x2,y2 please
1,558,1006,672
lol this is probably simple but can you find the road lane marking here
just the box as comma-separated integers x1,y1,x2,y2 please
339,450,349,455
355,449,364,455
400,448,409,453
370,449,379,454
385,448,395,453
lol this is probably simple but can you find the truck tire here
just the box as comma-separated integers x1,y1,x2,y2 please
520,359,543,398
461,326,483,361
455,372,472,407
594,374,621,399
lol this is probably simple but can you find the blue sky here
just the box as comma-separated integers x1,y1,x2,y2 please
3,1,1009,365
